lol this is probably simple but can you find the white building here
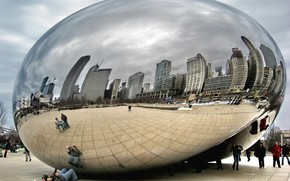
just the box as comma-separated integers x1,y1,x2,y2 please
184,53,206,95
81,64,111,102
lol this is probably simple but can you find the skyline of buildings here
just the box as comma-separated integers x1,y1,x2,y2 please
17,35,285,109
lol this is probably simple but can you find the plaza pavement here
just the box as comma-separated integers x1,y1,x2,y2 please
1,151,290,181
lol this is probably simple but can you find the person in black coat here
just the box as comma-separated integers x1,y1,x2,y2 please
254,142,266,168
230,142,243,170
3,141,11,158
281,143,290,165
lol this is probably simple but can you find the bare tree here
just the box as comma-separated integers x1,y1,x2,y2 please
0,101,8,127
264,125,282,151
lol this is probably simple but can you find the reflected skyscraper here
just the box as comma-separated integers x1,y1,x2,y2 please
273,64,284,95
109,79,121,103
154,60,171,91
143,83,150,92
215,66,223,76
184,53,206,95
42,82,55,102
260,44,277,69
81,64,112,102
262,67,274,92
40,76,49,92
60,55,90,101
241,36,264,89
260,44,277,93
174,73,186,95
127,72,144,99
228,48,248,91
207,63,212,78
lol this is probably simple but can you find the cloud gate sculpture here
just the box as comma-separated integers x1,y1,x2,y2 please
13,0,286,174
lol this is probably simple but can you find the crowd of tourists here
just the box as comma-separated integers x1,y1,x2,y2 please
230,141,289,171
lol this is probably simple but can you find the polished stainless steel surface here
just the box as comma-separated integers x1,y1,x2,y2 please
13,0,286,174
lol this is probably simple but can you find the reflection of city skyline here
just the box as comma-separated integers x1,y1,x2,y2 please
15,35,284,110
56,35,282,104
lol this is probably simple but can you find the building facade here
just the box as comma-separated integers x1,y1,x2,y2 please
81,64,112,102
184,53,206,95
154,60,172,91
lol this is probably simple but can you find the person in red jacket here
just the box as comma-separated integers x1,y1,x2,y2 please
271,142,282,168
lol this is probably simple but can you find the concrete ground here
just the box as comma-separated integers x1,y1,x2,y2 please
1,151,290,181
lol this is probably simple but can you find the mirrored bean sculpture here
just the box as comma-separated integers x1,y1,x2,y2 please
13,0,286,174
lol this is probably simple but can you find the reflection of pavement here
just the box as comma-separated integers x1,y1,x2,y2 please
18,104,263,173
0,153,289,181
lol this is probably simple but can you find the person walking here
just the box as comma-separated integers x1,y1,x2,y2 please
24,146,32,161
230,142,243,170
3,141,11,158
24,146,31,162
271,142,281,168
254,142,266,168
281,143,290,165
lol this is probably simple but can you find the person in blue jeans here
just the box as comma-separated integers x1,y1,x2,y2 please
230,142,243,170
67,145,84,168
52,168,78,181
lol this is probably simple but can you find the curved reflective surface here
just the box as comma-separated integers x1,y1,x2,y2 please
13,0,286,174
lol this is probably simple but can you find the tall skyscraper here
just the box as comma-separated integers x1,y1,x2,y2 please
81,64,112,102
228,48,248,90
127,72,144,99
215,66,223,76
260,44,277,69
165,74,176,89
109,79,121,103
262,66,274,92
60,55,90,101
174,73,186,95
42,83,55,102
154,60,171,91
40,76,49,92
206,63,212,78
241,36,264,89
184,53,206,95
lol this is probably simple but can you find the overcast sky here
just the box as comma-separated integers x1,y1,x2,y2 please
0,0,289,129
